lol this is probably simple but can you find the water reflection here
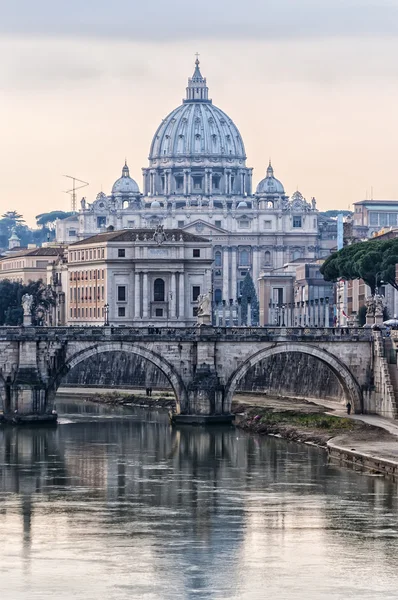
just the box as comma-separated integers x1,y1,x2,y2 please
0,399,398,599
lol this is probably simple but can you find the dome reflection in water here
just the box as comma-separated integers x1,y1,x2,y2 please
0,398,398,600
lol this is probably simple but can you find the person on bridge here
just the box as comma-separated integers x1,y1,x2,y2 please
346,402,352,415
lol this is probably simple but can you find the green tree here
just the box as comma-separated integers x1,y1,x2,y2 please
240,273,259,325
36,211,73,230
320,237,398,294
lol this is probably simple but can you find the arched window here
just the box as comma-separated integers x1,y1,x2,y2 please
214,289,222,303
292,250,301,261
215,251,222,267
240,249,249,266
154,278,165,302
264,251,271,265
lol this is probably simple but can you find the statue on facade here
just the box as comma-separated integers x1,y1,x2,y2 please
80,197,86,210
22,294,34,326
311,197,317,210
22,294,34,316
196,292,212,326
374,294,384,317
152,224,168,245
366,295,376,316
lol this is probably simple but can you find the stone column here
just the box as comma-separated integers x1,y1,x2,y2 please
183,170,188,195
252,246,259,293
170,272,177,318
325,298,330,327
225,171,229,195
134,272,140,318
187,169,192,195
178,272,185,319
222,247,229,301
231,247,237,301
142,273,148,319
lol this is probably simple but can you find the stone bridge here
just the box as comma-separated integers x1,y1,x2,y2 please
0,326,384,423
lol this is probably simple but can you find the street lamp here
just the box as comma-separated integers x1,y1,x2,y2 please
104,303,109,326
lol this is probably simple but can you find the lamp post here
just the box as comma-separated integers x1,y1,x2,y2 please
104,303,109,326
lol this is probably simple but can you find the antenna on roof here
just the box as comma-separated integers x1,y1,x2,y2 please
63,175,89,212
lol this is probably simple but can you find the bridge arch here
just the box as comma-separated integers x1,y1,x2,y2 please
224,343,363,413
52,342,188,414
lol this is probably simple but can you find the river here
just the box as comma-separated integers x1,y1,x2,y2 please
0,398,398,599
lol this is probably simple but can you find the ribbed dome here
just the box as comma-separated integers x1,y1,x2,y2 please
112,161,140,195
256,162,285,195
149,59,246,161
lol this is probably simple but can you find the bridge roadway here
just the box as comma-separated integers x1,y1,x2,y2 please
0,325,374,423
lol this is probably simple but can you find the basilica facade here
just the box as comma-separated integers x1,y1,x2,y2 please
56,58,322,301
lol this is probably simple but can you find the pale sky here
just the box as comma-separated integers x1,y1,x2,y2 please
2,1,398,225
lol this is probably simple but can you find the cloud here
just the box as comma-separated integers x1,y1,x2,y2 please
1,0,398,41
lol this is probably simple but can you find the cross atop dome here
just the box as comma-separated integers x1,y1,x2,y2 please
267,160,274,177
185,55,211,103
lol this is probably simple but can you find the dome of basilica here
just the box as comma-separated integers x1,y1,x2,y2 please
256,162,285,196
149,59,246,161
112,161,140,195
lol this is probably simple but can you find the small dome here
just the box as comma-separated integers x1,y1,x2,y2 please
151,200,161,209
237,200,248,209
256,161,285,195
111,161,140,195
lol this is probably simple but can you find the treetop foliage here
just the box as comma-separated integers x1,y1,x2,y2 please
240,272,259,325
320,237,398,293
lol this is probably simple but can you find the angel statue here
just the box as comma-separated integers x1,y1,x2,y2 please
21,294,34,316
197,291,212,317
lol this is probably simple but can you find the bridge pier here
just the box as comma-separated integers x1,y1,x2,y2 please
173,366,234,425
4,341,57,425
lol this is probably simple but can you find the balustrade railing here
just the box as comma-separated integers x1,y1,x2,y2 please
0,325,373,341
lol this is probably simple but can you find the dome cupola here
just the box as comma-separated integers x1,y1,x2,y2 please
148,59,246,162
256,161,285,196
112,161,140,195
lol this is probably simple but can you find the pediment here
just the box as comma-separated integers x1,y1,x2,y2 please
182,219,227,235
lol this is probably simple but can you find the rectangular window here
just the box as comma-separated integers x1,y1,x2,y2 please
68,230,76,237
238,220,250,229
178,220,185,228
264,220,272,229
215,220,222,228
293,216,302,228
388,213,397,226
175,176,184,190
379,213,388,226
193,176,202,190
74,308,77,317
192,286,201,302
102,286,104,300
369,212,378,226
93,249,97,259
90,308,92,317
118,307,126,317
118,249,126,257
117,286,126,302
155,308,163,317
97,216,106,228
127,220,135,228
193,249,200,257
70,308,72,318
89,250,92,259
